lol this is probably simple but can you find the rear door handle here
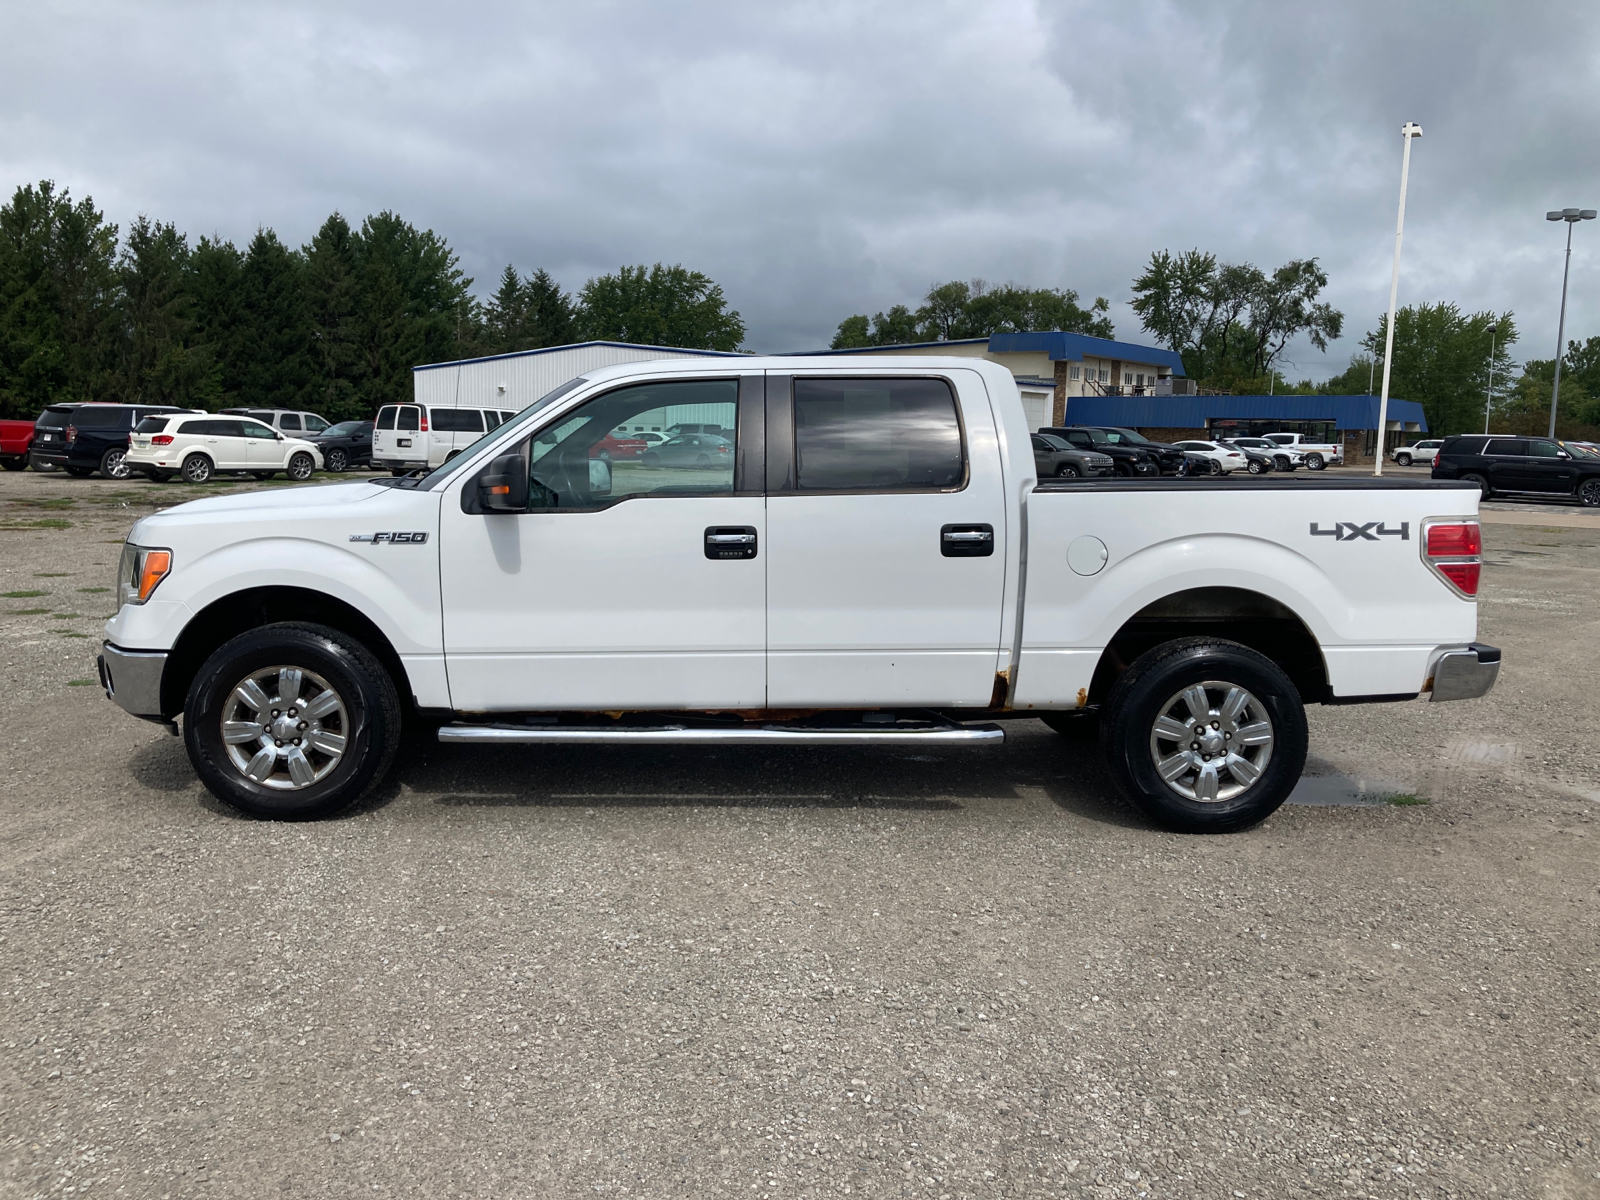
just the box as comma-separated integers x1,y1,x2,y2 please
705,526,758,560
941,523,994,557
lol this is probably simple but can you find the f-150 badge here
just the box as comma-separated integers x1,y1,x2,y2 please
349,531,429,544
1310,522,1408,541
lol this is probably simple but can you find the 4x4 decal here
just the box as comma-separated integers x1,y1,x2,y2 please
1310,522,1409,541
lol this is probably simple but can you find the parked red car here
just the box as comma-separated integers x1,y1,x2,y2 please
0,418,35,470
590,432,648,461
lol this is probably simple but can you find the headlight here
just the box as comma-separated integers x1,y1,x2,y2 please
118,543,172,608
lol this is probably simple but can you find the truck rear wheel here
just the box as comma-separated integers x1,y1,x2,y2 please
183,622,402,820
1099,637,1307,833
1304,453,1325,470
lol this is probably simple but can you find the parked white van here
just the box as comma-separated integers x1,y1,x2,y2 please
371,403,517,474
126,414,323,483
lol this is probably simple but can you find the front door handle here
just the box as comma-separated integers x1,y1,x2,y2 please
705,526,758,560
941,523,994,557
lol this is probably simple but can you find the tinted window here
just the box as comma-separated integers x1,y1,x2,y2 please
484,411,503,431
69,406,131,429
302,414,329,432
135,416,170,434
396,406,420,432
325,421,364,436
178,419,218,436
376,407,397,431
1484,439,1525,456
792,378,962,491
37,407,75,428
1037,433,1070,450
240,421,277,439
1030,436,1050,451
277,413,302,431
1105,427,1150,444
431,408,485,433
1528,439,1563,458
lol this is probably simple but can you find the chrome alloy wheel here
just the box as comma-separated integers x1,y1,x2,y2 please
1147,681,1275,804
221,665,348,790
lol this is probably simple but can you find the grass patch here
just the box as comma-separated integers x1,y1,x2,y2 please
2,589,46,598
1384,792,1429,807
77,586,110,593
11,607,50,615
11,497,77,509
52,612,81,618
60,632,88,639
0,519,73,530
66,679,94,687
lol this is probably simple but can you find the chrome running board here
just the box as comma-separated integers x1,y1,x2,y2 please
437,722,1005,747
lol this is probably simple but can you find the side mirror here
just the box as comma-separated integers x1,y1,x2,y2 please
479,454,529,512
589,457,612,496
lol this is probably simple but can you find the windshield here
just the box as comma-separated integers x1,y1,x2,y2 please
325,421,365,436
1104,427,1150,444
403,377,590,490
1568,442,1600,460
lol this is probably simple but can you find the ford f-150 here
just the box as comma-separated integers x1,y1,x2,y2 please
98,357,1499,832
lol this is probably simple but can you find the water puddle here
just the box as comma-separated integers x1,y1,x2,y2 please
1286,772,1409,806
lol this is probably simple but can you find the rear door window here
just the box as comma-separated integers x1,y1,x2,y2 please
791,377,963,491
376,407,397,431
397,406,421,432
278,413,302,432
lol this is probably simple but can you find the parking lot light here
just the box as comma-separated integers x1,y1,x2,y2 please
1545,208,1597,438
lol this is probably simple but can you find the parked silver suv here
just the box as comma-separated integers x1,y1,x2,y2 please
221,408,333,437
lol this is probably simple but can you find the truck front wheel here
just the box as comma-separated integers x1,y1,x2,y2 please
1099,637,1307,833
183,622,402,820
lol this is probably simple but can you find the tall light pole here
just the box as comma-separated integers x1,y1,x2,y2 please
1545,207,1596,438
1482,320,1498,435
1374,122,1422,477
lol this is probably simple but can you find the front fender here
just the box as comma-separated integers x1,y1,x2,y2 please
104,535,441,656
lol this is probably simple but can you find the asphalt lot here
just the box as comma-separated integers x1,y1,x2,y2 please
1,467,1597,1200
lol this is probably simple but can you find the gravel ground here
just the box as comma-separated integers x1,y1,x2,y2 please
0,469,1596,1200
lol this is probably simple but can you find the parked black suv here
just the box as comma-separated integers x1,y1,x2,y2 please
1432,434,1600,506
1040,426,1186,476
302,420,374,472
29,403,192,479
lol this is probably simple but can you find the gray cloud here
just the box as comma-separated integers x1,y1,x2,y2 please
4,0,1598,373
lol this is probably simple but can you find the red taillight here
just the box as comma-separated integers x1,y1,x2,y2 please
1431,453,1440,468
151,435,174,446
65,424,77,444
1426,523,1481,557
1424,520,1482,597
1437,562,1480,593
418,411,428,432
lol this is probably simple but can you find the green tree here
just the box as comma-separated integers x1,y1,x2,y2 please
829,278,1113,349
0,180,120,416
233,229,313,409
1131,249,1343,389
115,215,220,408
303,213,364,420
1349,304,1518,435
480,265,578,355
184,236,247,404
578,263,744,351
1500,352,1600,437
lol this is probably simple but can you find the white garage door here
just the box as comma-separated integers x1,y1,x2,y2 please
1019,391,1050,432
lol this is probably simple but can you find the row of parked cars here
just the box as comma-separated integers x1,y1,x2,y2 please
1,403,379,481
1029,426,1336,479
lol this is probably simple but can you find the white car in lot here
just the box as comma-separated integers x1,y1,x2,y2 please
126,414,323,483
1262,433,1343,469
1392,439,1443,467
1222,436,1303,470
371,403,518,473
1171,440,1248,474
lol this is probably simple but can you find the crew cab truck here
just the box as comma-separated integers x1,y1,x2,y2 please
1262,432,1343,470
98,357,1500,832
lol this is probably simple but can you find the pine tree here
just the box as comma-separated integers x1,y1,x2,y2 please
304,213,363,420
235,228,312,409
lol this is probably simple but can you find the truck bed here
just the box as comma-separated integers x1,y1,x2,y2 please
1034,475,1473,493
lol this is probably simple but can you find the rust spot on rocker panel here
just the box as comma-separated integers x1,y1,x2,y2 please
1076,687,1088,709
989,672,1010,711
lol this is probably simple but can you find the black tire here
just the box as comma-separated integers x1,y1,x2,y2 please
597,449,611,462
1304,453,1326,470
1099,637,1308,834
696,453,711,465
1247,458,1267,475
29,456,58,472
146,471,172,483
324,447,349,473
1396,453,1412,467
286,451,315,481
1040,711,1099,741
99,447,131,480
1578,477,1600,508
182,453,213,483
1461,472,1491,500
1055,462,1080,478
1274,456,1293,472
64,466,94,478
1113,460,1134,477
1,456,25,472
183,622,402,820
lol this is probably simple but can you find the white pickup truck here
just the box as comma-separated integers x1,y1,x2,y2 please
1262,432,1343,470
98,357,1499,833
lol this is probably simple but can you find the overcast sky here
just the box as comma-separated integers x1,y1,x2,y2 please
5,0,1599,376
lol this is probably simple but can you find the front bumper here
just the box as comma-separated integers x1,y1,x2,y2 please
1429,643,1501,702
99,643,168,720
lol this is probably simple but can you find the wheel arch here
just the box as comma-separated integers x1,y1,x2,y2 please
1086,586,1329,707
161,586,410,718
